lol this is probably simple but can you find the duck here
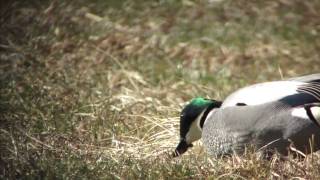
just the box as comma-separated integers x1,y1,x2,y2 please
173,73,320,157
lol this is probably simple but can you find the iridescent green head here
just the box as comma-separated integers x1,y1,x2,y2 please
173,97,222,157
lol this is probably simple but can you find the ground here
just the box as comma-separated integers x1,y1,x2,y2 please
1,0,320,179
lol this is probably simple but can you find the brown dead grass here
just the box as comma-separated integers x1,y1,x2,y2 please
1,0,320,179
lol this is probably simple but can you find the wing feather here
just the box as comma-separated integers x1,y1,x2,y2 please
297,82,320,102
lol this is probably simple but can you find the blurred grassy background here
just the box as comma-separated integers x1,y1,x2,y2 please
1,0,320,179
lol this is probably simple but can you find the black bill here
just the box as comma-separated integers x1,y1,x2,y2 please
172,140,193,157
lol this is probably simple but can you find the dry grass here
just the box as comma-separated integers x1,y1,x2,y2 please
1,0,320,179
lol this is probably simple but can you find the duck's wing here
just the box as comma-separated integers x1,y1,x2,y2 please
222,74,320,108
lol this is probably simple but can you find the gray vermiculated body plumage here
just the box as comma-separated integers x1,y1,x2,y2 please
202,101,320,157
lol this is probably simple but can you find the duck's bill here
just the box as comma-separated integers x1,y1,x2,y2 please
172,140,193,157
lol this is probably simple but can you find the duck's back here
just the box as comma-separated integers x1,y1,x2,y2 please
221,73,320,108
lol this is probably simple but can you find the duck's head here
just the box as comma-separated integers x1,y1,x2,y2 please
173,97,222,157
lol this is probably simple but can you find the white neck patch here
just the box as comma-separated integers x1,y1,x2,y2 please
185,110,205,144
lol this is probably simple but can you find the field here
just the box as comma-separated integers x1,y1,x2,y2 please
1,0,320,179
